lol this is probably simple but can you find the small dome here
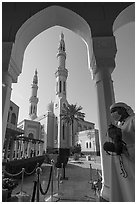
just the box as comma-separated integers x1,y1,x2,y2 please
47,101,54,113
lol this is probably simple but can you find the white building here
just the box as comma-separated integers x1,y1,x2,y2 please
77,129,100,155
18,33,100,155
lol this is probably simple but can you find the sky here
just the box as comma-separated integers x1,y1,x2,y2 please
11,22,135,130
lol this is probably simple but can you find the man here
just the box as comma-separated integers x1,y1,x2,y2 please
110,102,135,202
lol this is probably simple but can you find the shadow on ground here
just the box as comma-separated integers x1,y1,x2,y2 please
12,159,102,202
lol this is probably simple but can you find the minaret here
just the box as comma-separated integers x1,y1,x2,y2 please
55,32,68,99
29,69,39,120
54,33,69,149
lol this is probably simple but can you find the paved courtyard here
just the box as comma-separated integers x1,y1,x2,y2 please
12,156,102,202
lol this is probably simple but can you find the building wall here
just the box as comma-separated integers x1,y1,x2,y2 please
94,129,100,155
78,129,100,155
73,119,95,144
18,119,41,140
35,112,55,151
7,101,19,126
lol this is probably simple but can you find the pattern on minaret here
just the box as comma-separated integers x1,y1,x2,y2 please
54,33,69,149
55,32,68,98
29,69,39,120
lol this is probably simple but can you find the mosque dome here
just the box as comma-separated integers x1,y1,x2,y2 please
47,101,54,113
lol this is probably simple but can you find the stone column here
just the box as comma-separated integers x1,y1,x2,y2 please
90,36,117,201
2,73,12,146
3,135,10,161
2,42,21,147
14,140,17,159
24,141,28,158
36,142,39,156
9,137,15,161
34,142,36,156
27,141,30,158
17,140,20,159
22,140,25,158
39,143,43,156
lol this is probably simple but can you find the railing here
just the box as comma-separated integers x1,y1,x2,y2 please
3,160,62,202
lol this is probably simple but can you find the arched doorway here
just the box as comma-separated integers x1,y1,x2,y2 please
11,5,93,74
2,3,134,201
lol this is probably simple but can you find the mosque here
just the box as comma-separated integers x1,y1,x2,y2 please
17,33,100,156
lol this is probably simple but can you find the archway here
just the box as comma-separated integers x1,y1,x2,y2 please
3,4,93,153
2,3,135,201
11,5,93,76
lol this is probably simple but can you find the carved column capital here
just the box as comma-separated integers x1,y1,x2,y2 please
90,36,117,79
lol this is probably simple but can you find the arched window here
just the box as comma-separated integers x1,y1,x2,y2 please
86,142,88,149
31,105,33,114
63,81,66,92
28,133,34,139
59,81,62,93
11,113,16,125
89,142,92,148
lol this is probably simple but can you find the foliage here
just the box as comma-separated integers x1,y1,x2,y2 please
60,103,85,125
60,103,85,145
2,178,18,190
70,144,81,155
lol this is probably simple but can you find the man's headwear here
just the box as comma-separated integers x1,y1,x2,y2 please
110,102,134,116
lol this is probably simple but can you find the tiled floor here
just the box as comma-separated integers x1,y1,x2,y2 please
12,156,102,202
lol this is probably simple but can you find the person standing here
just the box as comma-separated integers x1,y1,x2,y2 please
110,102,135,202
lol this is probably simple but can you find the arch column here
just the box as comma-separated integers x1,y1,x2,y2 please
90,36,117,201
2,73,12,146
2,42,21,147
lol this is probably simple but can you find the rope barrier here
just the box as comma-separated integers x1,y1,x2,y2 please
40,166,52,195
3,163,39,177
3,168,24,177
31,181,37,202
24,163,39,176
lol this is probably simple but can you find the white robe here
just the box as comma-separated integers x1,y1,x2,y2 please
110,114,135,202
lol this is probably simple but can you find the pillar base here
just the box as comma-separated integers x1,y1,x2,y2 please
100,183,110,201
44,193,60,202
99,196,109,202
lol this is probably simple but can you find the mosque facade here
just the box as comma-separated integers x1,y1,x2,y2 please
18,33,100,155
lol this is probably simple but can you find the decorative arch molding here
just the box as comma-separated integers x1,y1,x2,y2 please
11,5,92,77
113,3,135,33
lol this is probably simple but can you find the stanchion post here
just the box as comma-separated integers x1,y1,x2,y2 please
36,167,41,202
50,160,54,202
21,168,25,194
57,168,60,193
89,164,92,184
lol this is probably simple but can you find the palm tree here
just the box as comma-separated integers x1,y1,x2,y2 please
59,103,85,179
60,103,85,146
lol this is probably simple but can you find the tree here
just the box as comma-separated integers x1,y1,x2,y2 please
60,103,85,146
71,144,81,155
59,103,85,179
